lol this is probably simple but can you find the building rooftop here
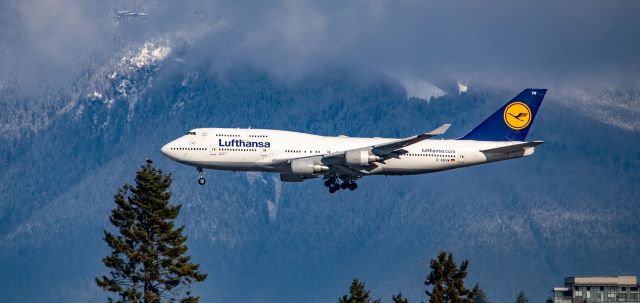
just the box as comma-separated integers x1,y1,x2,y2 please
565,276,637,286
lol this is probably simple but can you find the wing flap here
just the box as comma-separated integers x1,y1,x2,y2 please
480,140,544,153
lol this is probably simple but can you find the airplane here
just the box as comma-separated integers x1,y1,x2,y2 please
161,88,546,193
116,10,148,18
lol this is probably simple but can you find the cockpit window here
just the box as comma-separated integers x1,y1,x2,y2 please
186,131,196,135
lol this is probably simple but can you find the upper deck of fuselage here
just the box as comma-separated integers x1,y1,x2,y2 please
184,127,524,153
194,127,396,145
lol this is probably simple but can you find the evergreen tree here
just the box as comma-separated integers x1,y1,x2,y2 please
392,293,409,303
474,287,491,303
424,251,478,303
515,291,528,303
339,279,381,303
96,161,207,303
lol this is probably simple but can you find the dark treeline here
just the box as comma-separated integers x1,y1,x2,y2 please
97,161,494,303
95,161,541,303
338,251,482,303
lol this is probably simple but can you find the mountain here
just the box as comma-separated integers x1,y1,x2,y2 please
0,45,639,303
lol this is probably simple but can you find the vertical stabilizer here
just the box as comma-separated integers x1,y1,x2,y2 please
461,89,546,141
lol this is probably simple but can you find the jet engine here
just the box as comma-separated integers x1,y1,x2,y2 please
345,150,382,166
290,158,329,174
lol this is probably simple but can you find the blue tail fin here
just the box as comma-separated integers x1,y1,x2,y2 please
461,88,546,141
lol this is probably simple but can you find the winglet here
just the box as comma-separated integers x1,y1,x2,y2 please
425,124,450,137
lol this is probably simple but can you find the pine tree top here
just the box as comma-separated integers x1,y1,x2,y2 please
425,251,478,303
516,290,528,303
96,160,206,303
339,279,381,303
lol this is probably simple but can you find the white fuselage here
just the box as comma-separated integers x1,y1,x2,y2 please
160,128,535,176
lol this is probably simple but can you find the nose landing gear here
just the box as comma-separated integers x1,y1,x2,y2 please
197,167,206,185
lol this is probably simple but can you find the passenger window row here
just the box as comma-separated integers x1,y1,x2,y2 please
285,150,321,153
171,147,206,151
406,153,455,158
216,134,240,137
248,135,268,138
220,148,257,152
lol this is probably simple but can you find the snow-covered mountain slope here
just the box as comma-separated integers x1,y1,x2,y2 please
0,46,639,303
556,87,640,132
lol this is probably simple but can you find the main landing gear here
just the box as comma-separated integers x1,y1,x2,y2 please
324,177,357,193
196,167,206,185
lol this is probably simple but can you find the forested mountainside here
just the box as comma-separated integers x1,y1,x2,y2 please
1,50,638,303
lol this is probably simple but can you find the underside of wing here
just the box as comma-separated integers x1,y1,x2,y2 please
480,140,544,154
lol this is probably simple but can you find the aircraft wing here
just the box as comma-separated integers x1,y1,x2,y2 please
480,140,544,154
276,124,450,178
370,124,450,156
319,123,450,165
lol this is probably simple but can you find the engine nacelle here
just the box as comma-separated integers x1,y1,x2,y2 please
280,174,318,182
290,158,329,174
345,150,382,166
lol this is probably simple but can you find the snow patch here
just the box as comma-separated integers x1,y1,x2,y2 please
73,104,84,120
121,42,171,69
117,79,130,97
558,87,640,132
457,82,468,94
398,77,446,100
267,176,283,222
266,200,277,221
56,98,79,116
246,172,267,185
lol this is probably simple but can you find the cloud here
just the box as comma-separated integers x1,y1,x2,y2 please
245,0,329,56
2,0,640,100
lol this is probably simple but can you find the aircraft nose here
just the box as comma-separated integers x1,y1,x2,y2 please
160,143,171,158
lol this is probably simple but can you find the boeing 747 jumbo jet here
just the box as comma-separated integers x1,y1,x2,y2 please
161,89,546,193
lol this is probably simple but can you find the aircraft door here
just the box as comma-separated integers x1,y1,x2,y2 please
209,145,217,156
457,153,465,165
260,148,268,158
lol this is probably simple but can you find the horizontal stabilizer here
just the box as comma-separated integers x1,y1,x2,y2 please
480,140,544,153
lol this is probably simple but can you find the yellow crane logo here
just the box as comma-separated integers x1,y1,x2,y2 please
503,102,532,130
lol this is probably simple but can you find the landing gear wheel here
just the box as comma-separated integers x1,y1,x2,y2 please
196,167,205,185
329,187,336,194
348,182,357,191
324,179,332,187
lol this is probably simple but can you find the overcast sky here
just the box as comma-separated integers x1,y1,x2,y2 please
2,0,640,95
